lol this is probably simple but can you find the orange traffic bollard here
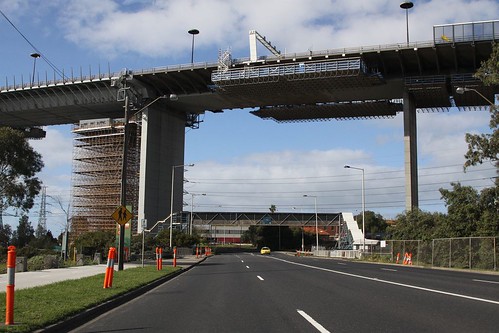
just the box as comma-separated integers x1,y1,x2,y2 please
173,247,177,267
103,247,116,288
396,252,400,264
5,245,16,325
196,246,199,259
159,248,163,270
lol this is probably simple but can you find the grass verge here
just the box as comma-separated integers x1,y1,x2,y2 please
0,266,180,332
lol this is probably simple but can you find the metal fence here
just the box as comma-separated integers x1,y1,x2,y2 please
371,237,498,271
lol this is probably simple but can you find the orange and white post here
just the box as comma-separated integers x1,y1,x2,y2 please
5,245,16,325
159,247,163,270
103,247,116,289
173,246,177,267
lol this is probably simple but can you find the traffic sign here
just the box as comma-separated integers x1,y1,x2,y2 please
112,206,133,225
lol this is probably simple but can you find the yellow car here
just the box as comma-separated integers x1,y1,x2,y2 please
260,247,271,255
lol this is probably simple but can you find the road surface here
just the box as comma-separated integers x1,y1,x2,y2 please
71,252,499,332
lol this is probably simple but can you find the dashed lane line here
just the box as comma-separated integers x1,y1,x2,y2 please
297,310,331,333
257,275,264,281
473,279,499,285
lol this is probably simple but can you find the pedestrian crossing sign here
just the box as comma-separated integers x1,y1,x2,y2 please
112,206,133,225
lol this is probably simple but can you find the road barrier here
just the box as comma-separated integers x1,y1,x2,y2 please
173,247,177,267
156,247,163,270
5,245,16,325
403,252,413,265
103,247,116,288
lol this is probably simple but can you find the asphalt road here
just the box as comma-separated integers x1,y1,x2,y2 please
71,252,499,333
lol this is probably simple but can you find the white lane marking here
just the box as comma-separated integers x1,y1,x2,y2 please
268,257,499,306
473,279,499,285
297,310,330,333
381,268,397,272
246,266,250,269
241,260,244,263
257,275,264,281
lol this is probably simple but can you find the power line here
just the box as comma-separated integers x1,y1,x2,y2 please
0,9,66,79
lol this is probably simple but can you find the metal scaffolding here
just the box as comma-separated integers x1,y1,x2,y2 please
70,118,140,240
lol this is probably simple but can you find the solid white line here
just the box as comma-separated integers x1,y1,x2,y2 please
257,275,264,281
268,257,499,306
381,268,397,272
297,310,330,333
246,266,250,269
473,279,499,285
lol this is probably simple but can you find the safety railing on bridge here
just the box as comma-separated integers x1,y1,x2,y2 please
211,57,365,82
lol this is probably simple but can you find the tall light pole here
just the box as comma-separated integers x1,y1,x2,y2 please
170,164,194,248
30,52,40,86
188,29,200,64
344,165,365,252
400,1,414,46
117,83,176,270
190,193,206,235
456,87,496,106
303,195,319,251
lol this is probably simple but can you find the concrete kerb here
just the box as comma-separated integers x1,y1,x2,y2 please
35,256,208,333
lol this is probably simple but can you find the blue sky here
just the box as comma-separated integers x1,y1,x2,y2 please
1,0,498,235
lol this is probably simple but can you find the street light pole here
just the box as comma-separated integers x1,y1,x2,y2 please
117,86,176,270
188,29,200,64
30,52,40,86
400,1,414,46
190,193,205,235
170,164,194,248
456,87,496,106
303,195,319,251
344,165,366,253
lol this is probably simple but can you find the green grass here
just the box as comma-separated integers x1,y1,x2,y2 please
0,266,180,332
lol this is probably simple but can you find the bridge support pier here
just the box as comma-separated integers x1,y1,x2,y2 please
138,105,186,232
403,91,419,211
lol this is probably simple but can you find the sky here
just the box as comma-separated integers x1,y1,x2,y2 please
0,0,498,235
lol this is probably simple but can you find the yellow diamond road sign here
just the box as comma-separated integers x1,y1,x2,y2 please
112,206,133,225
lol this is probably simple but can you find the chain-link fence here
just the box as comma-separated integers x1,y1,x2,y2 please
376,237,498,271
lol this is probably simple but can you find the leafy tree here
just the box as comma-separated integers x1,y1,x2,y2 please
464,42,498,179
387,209,446,241
0,127,44,215
438,183,481,237
355,211,388,239
74,230,115,257
269,205,277,213
0,224,12,247
11,215,35,248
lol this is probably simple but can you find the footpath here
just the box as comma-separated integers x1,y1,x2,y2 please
0,255,204,291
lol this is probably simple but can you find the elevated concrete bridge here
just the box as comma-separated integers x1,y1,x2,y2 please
1,20,498,232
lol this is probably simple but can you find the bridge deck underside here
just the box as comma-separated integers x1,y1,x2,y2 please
250,100,402,122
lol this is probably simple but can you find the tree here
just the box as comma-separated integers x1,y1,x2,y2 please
355,211,388,239
11,215,35,248
464,42,498,178
387,209,446,241
438,183,481,237
74,231,115,257
0,127,44,214
0,224,12,247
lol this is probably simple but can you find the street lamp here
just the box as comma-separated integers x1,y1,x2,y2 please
190,193,206,235
188,29,200,64
344,165,366,252
30,52,40,86
456,87,496,106
170,164,194,248
303,195,319,252
400,1,414,45
117,89,176,271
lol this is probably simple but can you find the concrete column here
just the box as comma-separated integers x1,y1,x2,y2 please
138,105,186,232
403,91,419,211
